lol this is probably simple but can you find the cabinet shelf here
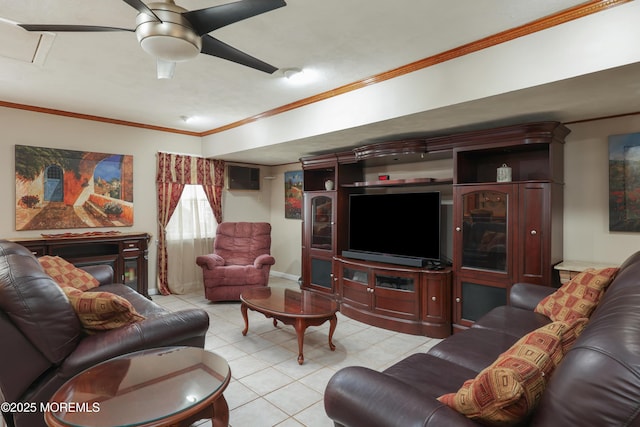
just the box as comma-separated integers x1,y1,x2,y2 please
343,177,453,188
456,180,551,186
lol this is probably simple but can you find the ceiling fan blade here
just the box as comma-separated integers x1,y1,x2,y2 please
157,59,176,79
200,35,277,74
19,24,133,32
121,0,163,22
184,0,286,36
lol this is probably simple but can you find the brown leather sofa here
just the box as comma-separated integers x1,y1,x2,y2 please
325,250,640,427
0,240,210,427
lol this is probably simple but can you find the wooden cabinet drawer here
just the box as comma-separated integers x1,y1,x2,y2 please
122,240,142,251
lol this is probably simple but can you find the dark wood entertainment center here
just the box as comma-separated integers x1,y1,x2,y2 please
300,121,568,337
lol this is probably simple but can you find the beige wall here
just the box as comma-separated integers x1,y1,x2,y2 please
0,106,202,294
0,108,301,292
2,106,639,295
564,117,640,264
221,163,272,222
266,164,303,281
220,162,301,281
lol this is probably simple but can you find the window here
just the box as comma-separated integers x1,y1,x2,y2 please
166,185,217,241
165,185,217,293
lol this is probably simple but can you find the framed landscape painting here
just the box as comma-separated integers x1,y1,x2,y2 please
15,145,134,230
609,132,640,232
284,170,303,219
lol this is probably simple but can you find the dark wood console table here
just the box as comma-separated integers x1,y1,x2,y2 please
10,232,151,298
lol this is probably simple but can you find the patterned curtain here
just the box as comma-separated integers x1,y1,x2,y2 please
156,152,225,295
201,159,225,224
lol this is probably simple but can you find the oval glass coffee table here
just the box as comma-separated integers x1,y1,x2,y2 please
240,287,339,364
44,346,230,427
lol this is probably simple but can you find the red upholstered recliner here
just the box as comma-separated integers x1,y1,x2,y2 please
196,222,276,302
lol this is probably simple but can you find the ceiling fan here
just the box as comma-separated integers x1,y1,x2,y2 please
18,0,287,79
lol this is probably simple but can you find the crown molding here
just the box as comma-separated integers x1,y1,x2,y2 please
1,0,632,136
201,0,632,136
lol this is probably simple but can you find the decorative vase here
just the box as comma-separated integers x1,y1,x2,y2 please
325,179,335,190
497,163,512,182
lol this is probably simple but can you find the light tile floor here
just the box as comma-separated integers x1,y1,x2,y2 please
153,277,441,427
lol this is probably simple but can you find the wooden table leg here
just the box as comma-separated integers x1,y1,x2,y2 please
174,394,229,427
241,303,249,336
212,395,229,427
294,318,308,365
328,314,337,351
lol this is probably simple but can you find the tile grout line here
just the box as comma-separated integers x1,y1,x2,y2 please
154,278,440,427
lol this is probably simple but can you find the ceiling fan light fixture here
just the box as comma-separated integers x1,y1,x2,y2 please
136,1,202,62
18,0,287,75
140,35,200,61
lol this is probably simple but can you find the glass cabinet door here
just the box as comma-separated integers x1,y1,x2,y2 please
123,257,139,291
460,189,509,272
375,274,415,292
302,192,336,293
310,257,333,289
310,195,333,250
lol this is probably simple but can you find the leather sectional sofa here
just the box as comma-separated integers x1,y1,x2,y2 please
0,240,210,427
325,250,640,427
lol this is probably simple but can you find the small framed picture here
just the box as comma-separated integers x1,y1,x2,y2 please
609,132,640,232
284,170,303,219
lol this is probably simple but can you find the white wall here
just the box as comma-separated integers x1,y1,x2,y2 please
201,1,640,158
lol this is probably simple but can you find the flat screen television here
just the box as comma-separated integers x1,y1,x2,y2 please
344,192,441,267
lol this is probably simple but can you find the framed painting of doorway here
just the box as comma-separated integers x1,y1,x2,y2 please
15,145,134,230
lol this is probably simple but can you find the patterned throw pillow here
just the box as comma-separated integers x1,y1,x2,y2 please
558,317,588,353
62,287,145,331
39,256,100,291
438,319,587,426
535,267,618,322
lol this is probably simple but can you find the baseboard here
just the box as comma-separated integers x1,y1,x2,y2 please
147,272,299,296
270,270,300,282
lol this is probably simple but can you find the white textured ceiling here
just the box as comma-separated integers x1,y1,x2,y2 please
1,0,639,165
